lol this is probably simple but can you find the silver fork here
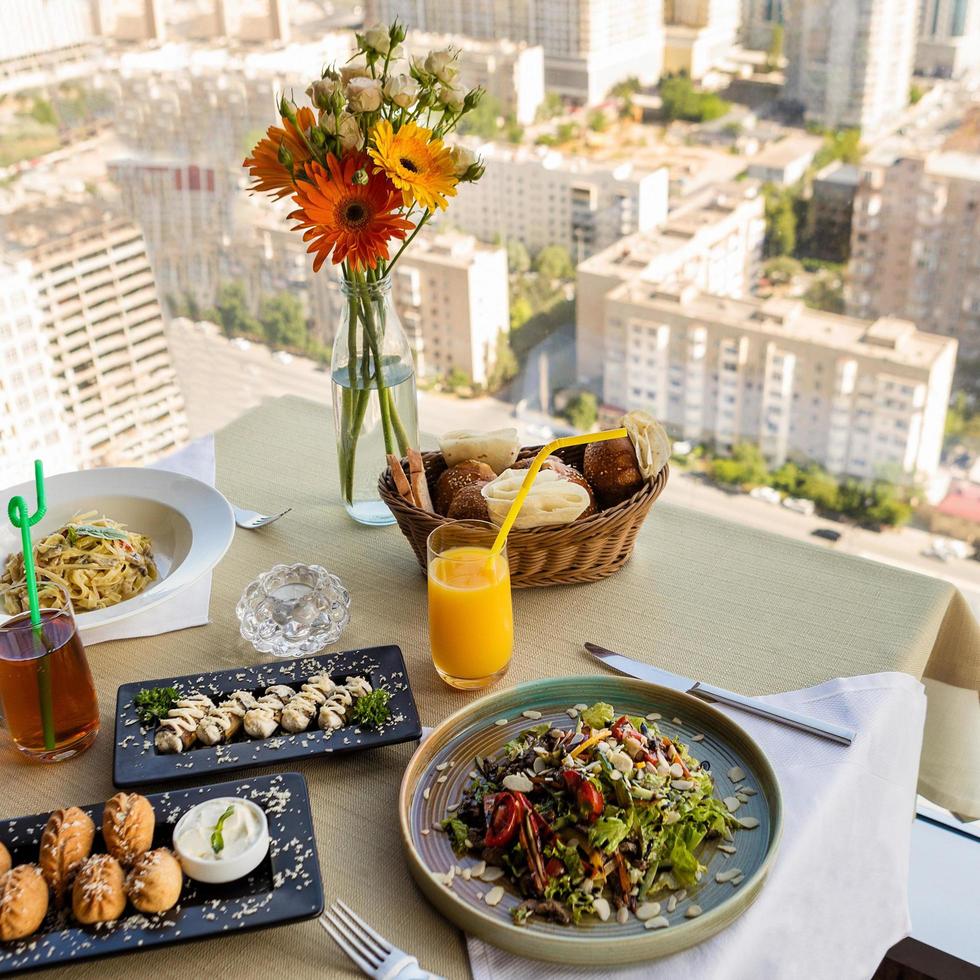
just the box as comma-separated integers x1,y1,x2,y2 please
233,505,291,529
319,899,445,980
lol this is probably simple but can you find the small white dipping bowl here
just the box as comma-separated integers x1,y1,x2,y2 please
172,796,270,884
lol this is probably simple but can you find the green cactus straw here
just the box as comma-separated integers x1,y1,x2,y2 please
7,460,55,751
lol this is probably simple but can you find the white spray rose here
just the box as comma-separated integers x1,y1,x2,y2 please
339,61,371,85
449,144,477,176
384,73,420,108
363,24,403,58
306,78,341,109
437,82,467,111
346,76,384,113
321,111,362,152
424,48,460,85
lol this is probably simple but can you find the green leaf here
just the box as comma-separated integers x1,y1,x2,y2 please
580,702,614,730
133,686,179,724
211,805,236,855
587,815,630,854
68,523,130,542
350,688,391,728
440,817,470,854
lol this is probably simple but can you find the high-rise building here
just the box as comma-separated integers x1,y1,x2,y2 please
847,151,980,359
663,0,742,81
369,0,665,104
740,0,783,51
0,262,78,485
576,180,765,382
310,233,510,386
916,0,980,78
406,31,545,124
445,143,669,261
1,200,189,467
596,284,955,481
784,0,918,138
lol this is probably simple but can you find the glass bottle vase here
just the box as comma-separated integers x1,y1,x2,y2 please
330,274,419,526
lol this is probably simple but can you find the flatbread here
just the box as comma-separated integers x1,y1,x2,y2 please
439,428,520,475
622,410,671,480
481,468,591,529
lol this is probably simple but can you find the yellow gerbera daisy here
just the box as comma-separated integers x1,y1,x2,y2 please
368,120,458,212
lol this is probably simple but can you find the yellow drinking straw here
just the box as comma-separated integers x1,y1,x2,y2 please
489,428,629,559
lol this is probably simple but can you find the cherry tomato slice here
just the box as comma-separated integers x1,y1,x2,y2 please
484,792,520,848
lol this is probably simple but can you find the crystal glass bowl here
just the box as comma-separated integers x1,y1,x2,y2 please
236,563,350,658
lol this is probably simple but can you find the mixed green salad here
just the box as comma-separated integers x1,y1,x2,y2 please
441,702,747,927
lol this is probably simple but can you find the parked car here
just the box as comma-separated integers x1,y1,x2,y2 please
811,528,842,543
782,496,816,516
274,350,293,365
232,337,252,351
672,440,693,457
749,486,782,505
923,537,971,561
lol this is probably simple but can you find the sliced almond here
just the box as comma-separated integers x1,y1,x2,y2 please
484,886,504,907
644,915,670,930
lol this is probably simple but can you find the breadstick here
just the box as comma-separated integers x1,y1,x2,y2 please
242,685,294,739
388,453,414,505
280,674,337,734
407,449,434,512
154,694,214,753
196,691,257,746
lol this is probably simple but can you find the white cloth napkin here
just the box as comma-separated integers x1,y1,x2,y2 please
466,672,926,980
80,436,217,646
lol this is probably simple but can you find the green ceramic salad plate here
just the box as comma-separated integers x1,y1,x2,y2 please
399,675,782,965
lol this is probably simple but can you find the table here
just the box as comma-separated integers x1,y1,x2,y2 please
4,395,979,979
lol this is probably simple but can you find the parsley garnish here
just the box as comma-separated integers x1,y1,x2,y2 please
350,688,391,728
210,805,236,855
134,686,179,724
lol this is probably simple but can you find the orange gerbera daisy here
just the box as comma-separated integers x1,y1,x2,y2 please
243,106,317,200
289,152,415,271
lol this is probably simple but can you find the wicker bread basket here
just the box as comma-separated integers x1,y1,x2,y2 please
378,443,669,588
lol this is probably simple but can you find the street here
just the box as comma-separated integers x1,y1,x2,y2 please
166,320,980,616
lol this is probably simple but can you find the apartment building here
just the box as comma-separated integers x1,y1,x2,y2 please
109,158,238,309
1,200,188,467
916,0,980,78
576,181,765,381
0,262,78,485
663,0,743,81
740,0,783,51
784,0,919,138
745,134,823,185
404,31,545,125
310,233,509,386
369,0,664,103
848,151,980,359
600,285,955,480
446,143,669,261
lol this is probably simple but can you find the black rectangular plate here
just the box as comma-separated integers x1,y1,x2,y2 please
113,644,422,788
0,772,323,976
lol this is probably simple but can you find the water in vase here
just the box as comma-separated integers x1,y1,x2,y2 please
331,361,419,526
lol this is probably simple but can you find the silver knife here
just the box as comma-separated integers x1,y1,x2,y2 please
585,642,856,746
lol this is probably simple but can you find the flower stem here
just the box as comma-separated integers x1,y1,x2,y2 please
386,210,432,274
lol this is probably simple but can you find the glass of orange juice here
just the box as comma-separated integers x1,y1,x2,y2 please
427,520,513,690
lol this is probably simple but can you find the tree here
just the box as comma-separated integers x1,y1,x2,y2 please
534,244,574,281
770,461,803,494
30,97,57,126
799,466,840,511
609,76,642,117
510,295,534,331
487,331,518,391
763,186,797,257
813,128,864,169
660,76,730,123
555,121,577,143
535,92,564,122
711,443,768,486
214,282,260,339
456,94,504,139
803,275,844,314
909,84,924,105
587,109,608,132
445,367,470,391
765,24,784,73
563,392,598,431
506,239,531,274
259,292,307,348
763,256,803,285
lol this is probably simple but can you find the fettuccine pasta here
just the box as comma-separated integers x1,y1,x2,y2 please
1,512,157,613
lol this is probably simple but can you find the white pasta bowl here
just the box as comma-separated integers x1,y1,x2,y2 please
0,466,234,634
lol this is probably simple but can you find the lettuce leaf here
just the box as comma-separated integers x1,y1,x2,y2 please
580,702,614,730
588,815,630,854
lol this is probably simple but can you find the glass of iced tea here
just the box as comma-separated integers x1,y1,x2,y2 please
0,583,99,762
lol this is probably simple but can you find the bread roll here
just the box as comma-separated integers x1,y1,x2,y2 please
126,849,183,914
446,481,491,521
0,842,10,877
622,410,671,479
583,436,644,508
439,428,520,474
72,854,126,925
512,456,597,519
102,793,155,867
434,460,496,515
0,865,48,941
39,806,95,906
482,468,591,529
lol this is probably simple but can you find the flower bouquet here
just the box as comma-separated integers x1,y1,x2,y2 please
244,23,485,525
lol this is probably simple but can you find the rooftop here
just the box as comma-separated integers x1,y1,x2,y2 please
403,232,503,269
405,30,540,59
935,481,980,523
924,150,980,182
470,140,661,182
814,161,861,187
607,285,955,370
1,197,128,254
747,134,823,169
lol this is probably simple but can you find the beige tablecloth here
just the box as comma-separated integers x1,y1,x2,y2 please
3,395,978,980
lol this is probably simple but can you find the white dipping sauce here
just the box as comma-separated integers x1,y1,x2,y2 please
175,798,263,861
